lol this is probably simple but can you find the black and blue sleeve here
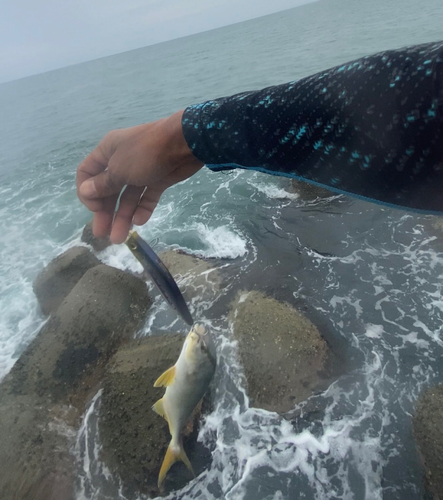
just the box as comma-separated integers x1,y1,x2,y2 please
182,41,443,213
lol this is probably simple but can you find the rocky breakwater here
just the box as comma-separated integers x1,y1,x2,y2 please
0,246,151,500
0,233,337,499
98,251,336,497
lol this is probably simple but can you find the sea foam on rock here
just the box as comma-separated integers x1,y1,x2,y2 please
160,249,222,302
230,290,330,413
99,334,212,498
33,246,100,315
413,384,443,499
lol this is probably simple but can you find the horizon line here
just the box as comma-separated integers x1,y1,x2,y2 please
0,0,318,86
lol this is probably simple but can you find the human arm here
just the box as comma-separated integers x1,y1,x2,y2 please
182,40,443,212
77,40,443,244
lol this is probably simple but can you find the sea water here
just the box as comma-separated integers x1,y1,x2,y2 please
1,0,443,497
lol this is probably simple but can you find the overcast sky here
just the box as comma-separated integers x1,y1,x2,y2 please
1,0,313,83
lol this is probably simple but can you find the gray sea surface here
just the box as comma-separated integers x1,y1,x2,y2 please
1,0,443,498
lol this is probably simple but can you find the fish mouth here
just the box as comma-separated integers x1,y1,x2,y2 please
192,324,211,352
193,323,206,337
188,324,207,346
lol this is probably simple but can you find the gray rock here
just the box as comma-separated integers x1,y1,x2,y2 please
7,264,151,402
413,385,443,499
0,393,77,500
431,216,443,233
33,246,100,315
100,334,211,498
289,178,334,201
230,291,330,413
0,262,152,499
81,221,111,252
160,249,222,304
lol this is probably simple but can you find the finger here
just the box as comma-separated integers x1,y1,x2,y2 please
92,194,119,238
76,149,107,195
79,167,123,203
79,194,105,213
132,189,163,226
77,151,109,211
110,186,145,244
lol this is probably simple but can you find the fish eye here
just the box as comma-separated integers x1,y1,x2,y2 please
128,242,137,250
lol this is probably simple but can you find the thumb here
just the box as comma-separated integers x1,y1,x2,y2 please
80,170,123,200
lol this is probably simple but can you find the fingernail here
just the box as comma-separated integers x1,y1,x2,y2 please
81,180,97,198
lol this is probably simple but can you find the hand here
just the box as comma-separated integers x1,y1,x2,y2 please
76,110,204,244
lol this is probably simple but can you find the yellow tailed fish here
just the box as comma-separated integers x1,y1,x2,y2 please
153,323,216,489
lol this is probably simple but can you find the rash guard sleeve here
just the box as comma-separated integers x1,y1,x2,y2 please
182,41,443,213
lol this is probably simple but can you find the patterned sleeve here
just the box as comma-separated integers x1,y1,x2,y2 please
182,41,443,213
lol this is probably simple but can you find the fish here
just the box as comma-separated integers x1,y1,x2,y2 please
152,323,216,489
125,231,194,325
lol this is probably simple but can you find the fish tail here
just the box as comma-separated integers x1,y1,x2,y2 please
158,439,194,489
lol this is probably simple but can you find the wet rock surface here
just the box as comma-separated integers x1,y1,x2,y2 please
0,393,77,500
1,243,338,499
33,246,100,315
230,290,331,413
160,249,222,302
100,334,212,498
290,178,335,201
414,384,443,499
0,263,151,500
6,264,151,402
431,216,443,233
81,221,112,252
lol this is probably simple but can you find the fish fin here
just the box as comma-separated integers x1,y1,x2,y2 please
178,445,194,477
152,398,167,421
154,366,176,388
158,441,195,490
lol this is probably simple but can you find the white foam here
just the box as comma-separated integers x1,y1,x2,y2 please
237,292,251,304
178,223,248,259
307,247,365,265
74,390,132,500
365,324,384,339
214,169,244,195
98,243,144,273
330,294,363,318
250,181,299,201
401,331,430,349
